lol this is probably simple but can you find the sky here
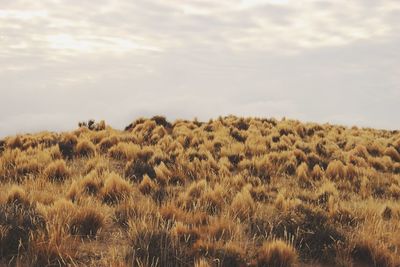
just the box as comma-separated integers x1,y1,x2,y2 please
0,0,399,137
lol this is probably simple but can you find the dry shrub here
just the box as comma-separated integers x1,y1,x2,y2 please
256,240,298,267
102,172,132,204
44,160,70,181
70,206,105,238
75,139,96,157
326,160,346,180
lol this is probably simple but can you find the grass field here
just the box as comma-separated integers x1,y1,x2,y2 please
1,116,399,266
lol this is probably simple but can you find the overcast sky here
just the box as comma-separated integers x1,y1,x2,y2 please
1,0,399,137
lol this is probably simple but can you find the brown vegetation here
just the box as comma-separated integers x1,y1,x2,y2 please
0,115,399,266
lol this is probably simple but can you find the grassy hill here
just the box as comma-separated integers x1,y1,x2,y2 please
0,116,399,266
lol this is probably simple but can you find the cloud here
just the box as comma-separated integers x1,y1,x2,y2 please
0,0,399,137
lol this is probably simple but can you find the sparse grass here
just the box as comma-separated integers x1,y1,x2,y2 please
1,116,400,266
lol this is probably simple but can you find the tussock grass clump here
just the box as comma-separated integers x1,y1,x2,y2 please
272,204,344,262
44,160,70,181
311,164,324,180
6,185,30,206
114,197,157,227
0,196,45,260
75,139,96,157
108,142,140,160
326,160,346,180
389,184,400,199
126,218,192,267
70,206,105,238
102,172,132,204
207,217,237,241
98,136,118,153
351,238,395,267
384,147,400,162
28,230,76,267
296,162,311,187
67,172,103,201
230,187,255,220
6,135,23,150
139,174,158,195
154,162,172,185
124,159,156,182
256,240,298,267
171,222,201,246
58,133,77,159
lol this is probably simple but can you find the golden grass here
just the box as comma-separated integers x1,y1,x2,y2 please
1,116,400,266
256,240,298,267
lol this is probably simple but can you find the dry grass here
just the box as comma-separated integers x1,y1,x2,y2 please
256,240,298,267
1,116,400,266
